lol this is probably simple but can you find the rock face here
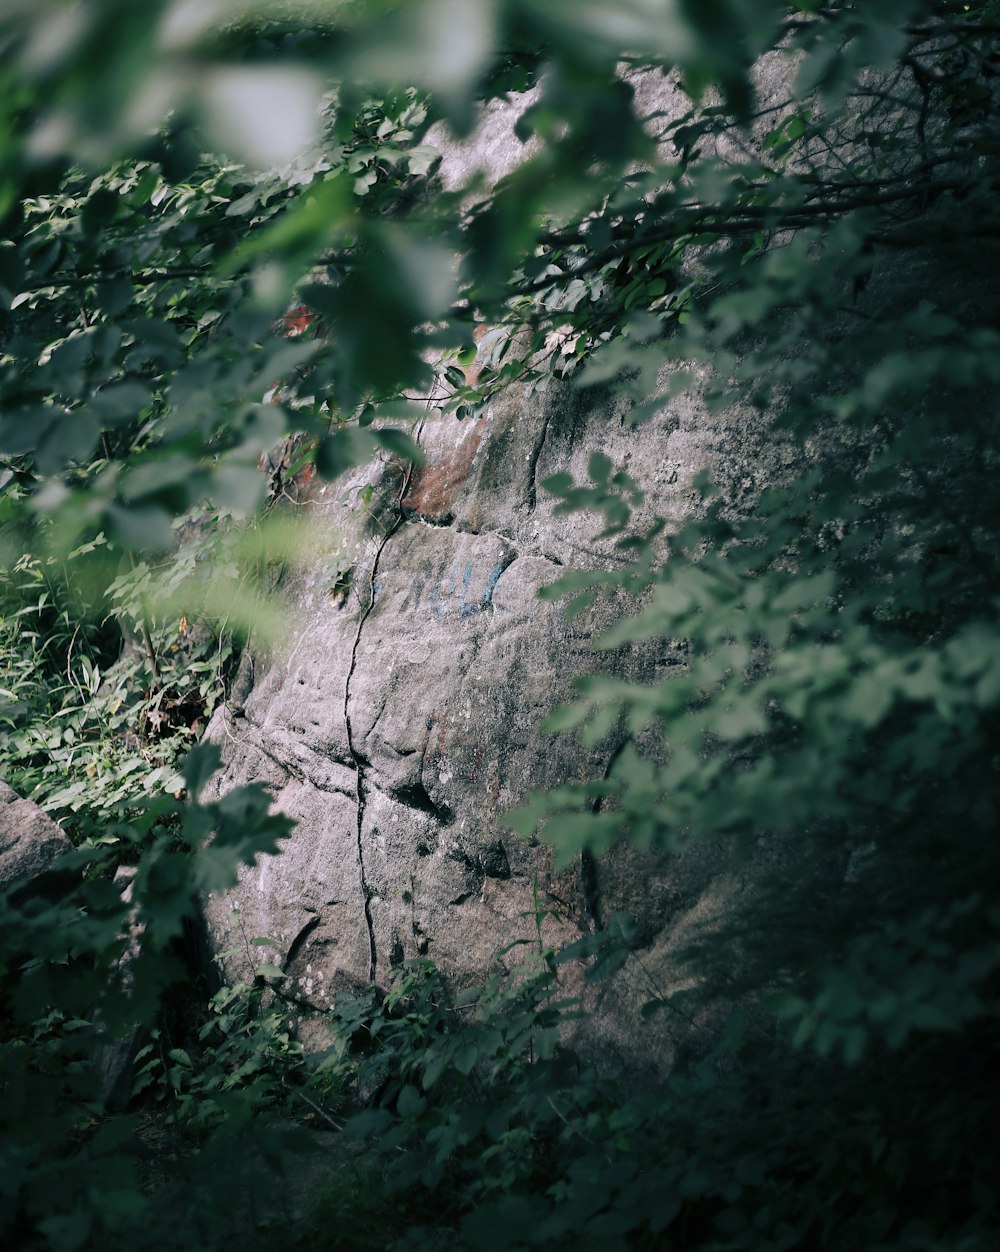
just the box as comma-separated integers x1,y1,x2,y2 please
0,782,72,893
205,368,776,1071
203,83,782,1071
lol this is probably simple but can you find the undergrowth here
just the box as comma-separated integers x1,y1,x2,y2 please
0,523,239,841
2,760,997,1252
137,939,1000,1252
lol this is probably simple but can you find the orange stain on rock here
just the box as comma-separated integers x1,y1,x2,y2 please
402,323,491,517
402,417,487,519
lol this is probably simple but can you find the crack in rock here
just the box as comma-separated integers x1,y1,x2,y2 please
526,408,553,511
282,914,320,973
389,778,455,825
405,510,456,528
343,431,426,983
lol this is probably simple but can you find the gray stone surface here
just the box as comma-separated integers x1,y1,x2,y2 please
202,73,792,1071
0,781,72,891
204,366,777,1071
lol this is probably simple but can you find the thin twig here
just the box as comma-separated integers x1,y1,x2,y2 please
280,1077,346,1131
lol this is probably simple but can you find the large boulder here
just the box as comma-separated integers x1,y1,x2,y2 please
204,369,780,1073
210,51,996,1067
0,781,72,893
201,79,794,1072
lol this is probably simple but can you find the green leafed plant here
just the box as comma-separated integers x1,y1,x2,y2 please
1,3,999,1251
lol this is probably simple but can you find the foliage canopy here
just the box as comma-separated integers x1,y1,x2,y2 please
1,2,999,1250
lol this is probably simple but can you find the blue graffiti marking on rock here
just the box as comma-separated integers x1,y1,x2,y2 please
437,561,465,616
483,560,504,602
460,561,504,617
455,561,473,617
399,556,506,619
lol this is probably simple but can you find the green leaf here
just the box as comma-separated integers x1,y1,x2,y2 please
255,963,286,981
36,1212,93,1252
89,382,151,426
182,743,222,801
541,472,575,497
374,428,426,464
315,427,380,479
397,1084,427,1119
453,1042,480,1076
105,503,174,552
82,189,118,236
422,1050,449,1090
96,277,133,317
588,451,613,484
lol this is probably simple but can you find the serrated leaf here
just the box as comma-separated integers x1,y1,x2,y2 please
397,1084,427,1118
182,743,222,801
